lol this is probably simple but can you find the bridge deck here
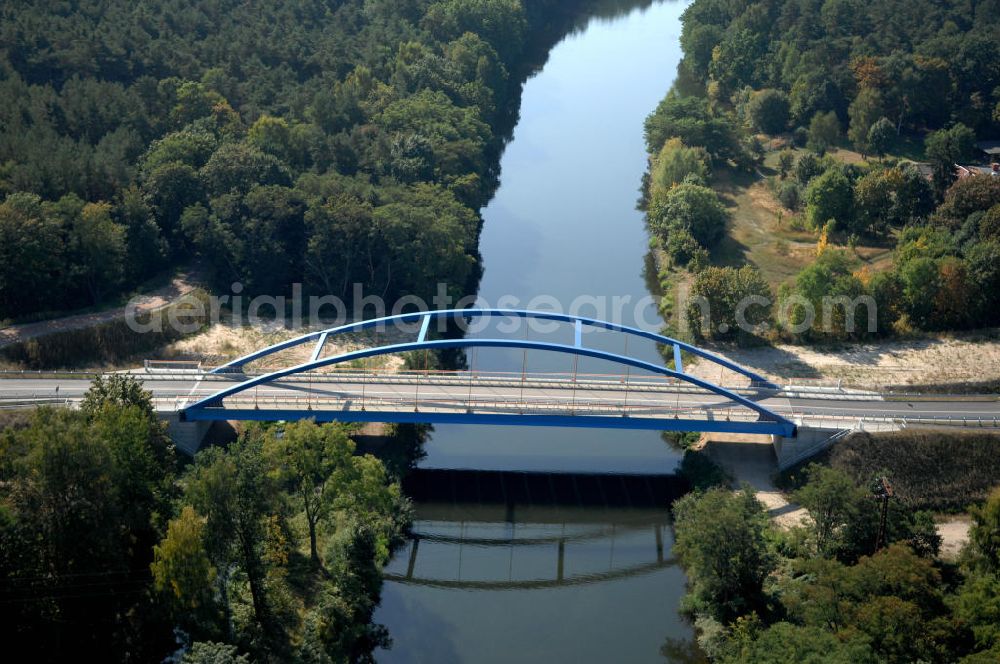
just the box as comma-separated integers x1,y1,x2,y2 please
2,371,999,435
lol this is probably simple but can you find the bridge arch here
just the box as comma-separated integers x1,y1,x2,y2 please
184,309,794,435
210,308,776,387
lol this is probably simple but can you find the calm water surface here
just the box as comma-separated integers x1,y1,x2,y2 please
375,2,698,661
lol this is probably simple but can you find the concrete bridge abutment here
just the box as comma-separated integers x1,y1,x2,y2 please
771,426,852,471
162,412,212,456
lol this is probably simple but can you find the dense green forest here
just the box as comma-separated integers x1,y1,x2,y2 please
0,3,673,661
0,0,603,321
0,376,410,662
643,0,1000,341
669,472,1000,662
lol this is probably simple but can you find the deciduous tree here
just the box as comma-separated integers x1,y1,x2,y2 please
650,138,711,193
866,117,895,159
672,487,775,621
265,420,354,565
794,465,864,555
151,506,217,619
747,89,790,134
847,88,885,155
805,167,854,229
925,124,976,196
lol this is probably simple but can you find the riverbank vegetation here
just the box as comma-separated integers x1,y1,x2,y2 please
0,376,409,661
644,0,1000,344
672,470,1000,662
778,429,1000,513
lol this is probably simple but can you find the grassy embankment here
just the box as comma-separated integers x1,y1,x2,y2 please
777,429,1000,513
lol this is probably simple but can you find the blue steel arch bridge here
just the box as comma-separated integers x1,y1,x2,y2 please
182,309,797,437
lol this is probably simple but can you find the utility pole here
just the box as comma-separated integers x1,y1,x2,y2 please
873,476,894,551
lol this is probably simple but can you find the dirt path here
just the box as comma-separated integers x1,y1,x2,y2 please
698,433,807,528
698,433,972,556
0,269,203,348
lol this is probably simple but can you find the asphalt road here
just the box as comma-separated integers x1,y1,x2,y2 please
1,373,997,431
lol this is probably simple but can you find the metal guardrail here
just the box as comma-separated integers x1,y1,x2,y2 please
144,359,201,371
0,397,71,410
0,367,903,401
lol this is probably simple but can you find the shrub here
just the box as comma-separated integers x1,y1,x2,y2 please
778,180,802,210
678,450,730,491
648,181,729,248
777,149,795,178
665,228,704,266
792,126,809,147
687,265,772,340
794,151,825,183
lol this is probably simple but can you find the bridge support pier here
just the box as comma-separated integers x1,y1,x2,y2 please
163,413,212,456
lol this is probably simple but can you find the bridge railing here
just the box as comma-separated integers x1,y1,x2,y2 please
0,366,737,388
173,393,746,419
159,393,1000,430
4,365,995,401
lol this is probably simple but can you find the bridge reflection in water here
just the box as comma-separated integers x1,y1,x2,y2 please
385,469,687,591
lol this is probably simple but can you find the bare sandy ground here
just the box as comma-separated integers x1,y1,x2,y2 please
164,323,406,372
698,433,971,555
937,516,972,560
685,331,1000,389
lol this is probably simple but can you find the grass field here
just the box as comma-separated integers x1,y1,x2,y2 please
708,148,896,291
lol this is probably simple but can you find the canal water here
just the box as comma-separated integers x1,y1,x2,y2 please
374,1,698,661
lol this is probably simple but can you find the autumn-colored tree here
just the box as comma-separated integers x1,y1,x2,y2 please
151,506,218,624
851,56,887,90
